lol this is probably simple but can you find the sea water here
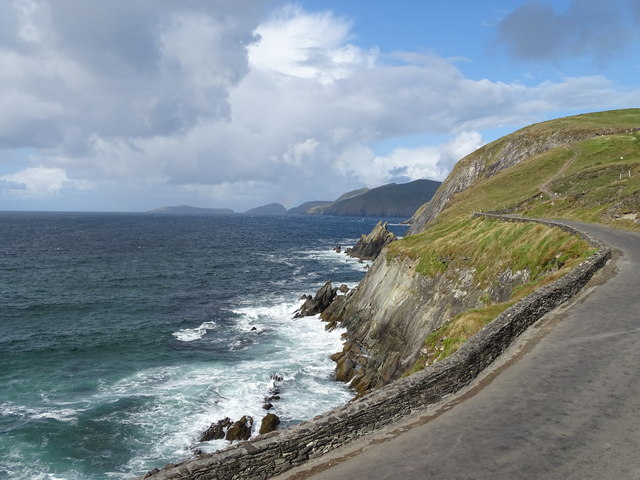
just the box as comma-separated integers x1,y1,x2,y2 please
0,212,408,479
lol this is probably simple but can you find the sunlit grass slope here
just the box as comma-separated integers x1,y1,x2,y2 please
394,109,639,371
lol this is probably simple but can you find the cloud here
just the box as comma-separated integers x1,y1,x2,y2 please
0,0,265,150
1,166,89,195
336,131,485,187
248,4,375,83
1,2,640,210
497,0,640,63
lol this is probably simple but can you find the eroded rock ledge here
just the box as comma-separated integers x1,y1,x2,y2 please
138,217,610,480
345,221,396,261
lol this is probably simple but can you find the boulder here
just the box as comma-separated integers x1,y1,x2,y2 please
345,221,396,261
259,413,280,435
199,417,232,442
339,284,349,293
225,416,253,442
293,281,338,318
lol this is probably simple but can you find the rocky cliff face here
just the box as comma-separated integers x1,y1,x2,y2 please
408,124,628,234
324,250,529,395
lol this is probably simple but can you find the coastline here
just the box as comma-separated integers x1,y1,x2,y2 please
136,216,610,480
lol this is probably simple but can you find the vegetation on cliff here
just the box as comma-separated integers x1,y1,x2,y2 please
330,109,639,394
395,217,596,372
408,108,640,234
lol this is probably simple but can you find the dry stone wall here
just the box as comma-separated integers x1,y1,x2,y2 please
138,215,611,480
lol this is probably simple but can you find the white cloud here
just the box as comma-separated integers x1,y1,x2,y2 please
337,131,485,186
248,4,375,83
1,166,90,195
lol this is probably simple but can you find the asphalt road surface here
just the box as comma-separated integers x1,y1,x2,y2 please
275,222,640,480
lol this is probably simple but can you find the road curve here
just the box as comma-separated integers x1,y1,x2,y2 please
275,222,640,480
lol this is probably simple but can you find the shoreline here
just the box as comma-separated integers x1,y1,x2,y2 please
136,216,611,480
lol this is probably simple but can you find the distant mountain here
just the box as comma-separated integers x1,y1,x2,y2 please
287,201,332,215
149,205,234,214
334,187,370,202
244,203,288,215
304,179,441,217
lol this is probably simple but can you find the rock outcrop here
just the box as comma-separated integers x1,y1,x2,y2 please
345,221,396,261
225,416,253,442
199,418,232,442
294,281,338,318
323,250,533,395
259,413,280,435
199,416,254,443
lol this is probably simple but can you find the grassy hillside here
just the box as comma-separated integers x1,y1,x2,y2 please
391,108,639,372
320,179,441,217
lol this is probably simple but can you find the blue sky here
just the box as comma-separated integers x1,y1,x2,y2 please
0,0,639,211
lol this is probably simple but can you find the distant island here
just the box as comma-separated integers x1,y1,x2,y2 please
244,203,288,215
149,178,442,219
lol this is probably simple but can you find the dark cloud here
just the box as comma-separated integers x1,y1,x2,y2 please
0,0,266,151
497,0,639,62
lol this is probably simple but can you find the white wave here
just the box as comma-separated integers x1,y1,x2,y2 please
0,401,80,423
172,321,217,342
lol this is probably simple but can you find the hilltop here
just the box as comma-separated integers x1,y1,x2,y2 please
409,108,640,233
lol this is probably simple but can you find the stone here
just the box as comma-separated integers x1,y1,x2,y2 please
225,416,253,442
199,417,232,442
293,281,338,318
345,221,396,261
259,413,280,435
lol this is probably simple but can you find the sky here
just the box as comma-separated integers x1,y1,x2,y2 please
0,0,639,212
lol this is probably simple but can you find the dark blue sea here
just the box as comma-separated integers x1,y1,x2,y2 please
0,212,408,479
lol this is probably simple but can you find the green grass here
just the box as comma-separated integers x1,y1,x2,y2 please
396,109,639,375
389,217,592,285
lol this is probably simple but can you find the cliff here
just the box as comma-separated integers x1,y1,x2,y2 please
327,108,640,394
408,109,640,234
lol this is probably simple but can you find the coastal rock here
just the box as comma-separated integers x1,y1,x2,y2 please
294,281,337,318
327,252,486,395
225,416,253,442
199,418,232,442
345,221,396,261
339,284,349,293
259,413,280,435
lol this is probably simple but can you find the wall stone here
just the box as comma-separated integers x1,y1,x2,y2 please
137,215,611,480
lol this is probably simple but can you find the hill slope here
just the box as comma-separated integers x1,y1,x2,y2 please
326,108,640,394
408,109,640,233
319,179,440,217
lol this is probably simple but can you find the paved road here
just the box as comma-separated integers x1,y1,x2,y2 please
277,222,640,480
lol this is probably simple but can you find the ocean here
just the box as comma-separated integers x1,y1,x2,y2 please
0,211,408,480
